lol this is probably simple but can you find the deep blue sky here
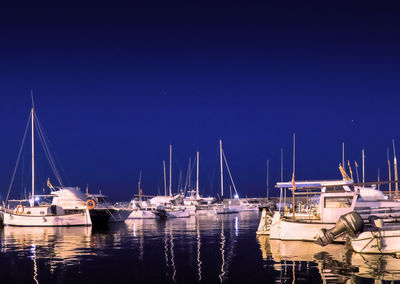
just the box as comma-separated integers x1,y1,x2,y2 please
1,1,400,200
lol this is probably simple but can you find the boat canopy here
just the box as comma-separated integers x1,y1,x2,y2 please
276,179,354,189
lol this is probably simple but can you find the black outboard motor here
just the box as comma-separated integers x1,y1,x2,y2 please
316,212,364,246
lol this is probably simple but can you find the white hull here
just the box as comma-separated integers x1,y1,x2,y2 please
128,210,157,219
215,205,240,214
2,210,91,227
351,228,400,254
166,208,190,218
269,212,335,241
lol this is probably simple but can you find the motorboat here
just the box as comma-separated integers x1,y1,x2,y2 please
257,169,400,241
86,192,132,225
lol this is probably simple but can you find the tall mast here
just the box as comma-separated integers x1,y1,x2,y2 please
138,171,142,201
362,149,365,186
196,151,199,198
377,168,380,190
220,140,223,198
280,148,284,213
393,140,398,197
292,133,296,220
169,144,172,196
388,148,392,199
266,160,269,200
31,107,35,202
163,160,167,197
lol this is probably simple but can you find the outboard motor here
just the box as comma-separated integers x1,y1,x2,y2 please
316,212,364,246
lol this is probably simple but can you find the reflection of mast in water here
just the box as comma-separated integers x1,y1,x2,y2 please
196,218,202,281
163,224,177,282
31,244,39,284
169,226,176,283
219,219,226,283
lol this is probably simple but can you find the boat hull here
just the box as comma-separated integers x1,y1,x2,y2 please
269,212,335,241
128,210,157,219
351,229,400,254
1,210,91,227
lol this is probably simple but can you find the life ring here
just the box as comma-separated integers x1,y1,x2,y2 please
16,204,24,214
86,199,96,209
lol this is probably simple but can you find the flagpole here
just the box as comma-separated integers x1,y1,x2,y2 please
362,149,365,186
347,160,353,180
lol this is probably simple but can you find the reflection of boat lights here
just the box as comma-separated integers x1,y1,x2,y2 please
234,194,239,199
219,221,226,283
234,217,238,237
197,220,202,281
31,244,39,284
170,227,176,283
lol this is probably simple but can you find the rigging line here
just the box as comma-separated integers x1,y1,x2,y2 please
34,113,64,186
6,113,31,203
34,113,60,181
35,118,62,186
222,150,239,197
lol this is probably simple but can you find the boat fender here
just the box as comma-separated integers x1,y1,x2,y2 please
316,211,364,246
16,204,24,214
86,199,96,209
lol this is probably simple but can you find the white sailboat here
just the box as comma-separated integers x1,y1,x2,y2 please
1,105,91,227
214,140,241,214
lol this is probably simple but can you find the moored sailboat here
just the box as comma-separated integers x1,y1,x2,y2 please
1,104,91,227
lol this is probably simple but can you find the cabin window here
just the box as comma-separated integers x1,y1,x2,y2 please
40,211,45,215
324,196,353,208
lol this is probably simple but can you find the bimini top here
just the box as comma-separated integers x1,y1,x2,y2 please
276,179,354,189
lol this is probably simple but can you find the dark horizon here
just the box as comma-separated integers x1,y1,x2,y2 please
1,1,400,201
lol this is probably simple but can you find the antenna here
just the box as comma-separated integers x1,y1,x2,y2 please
342,142,345,170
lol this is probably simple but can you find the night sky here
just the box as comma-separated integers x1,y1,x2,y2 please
1,1,400,201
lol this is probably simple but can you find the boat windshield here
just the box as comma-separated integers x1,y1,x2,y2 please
324,196,353,208
96,197,110,204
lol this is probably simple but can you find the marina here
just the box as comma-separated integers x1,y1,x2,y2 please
1,1,400,283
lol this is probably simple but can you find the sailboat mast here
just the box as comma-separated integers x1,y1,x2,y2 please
266,160,269,200
393,140,398,197
388,148,392,199
220,140,223,198
169,144,172,196
196,151,199,198
163,160,167,197
31,107,35,201
292,133,296,219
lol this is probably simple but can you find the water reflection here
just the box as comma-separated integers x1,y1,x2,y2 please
0,212,252,283
258,235,400,283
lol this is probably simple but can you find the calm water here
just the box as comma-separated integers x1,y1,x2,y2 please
0,212,398,283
